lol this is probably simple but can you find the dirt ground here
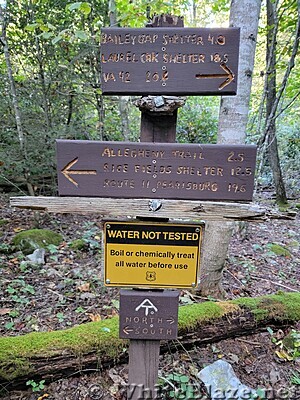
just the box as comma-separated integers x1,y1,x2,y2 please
0,193,299,399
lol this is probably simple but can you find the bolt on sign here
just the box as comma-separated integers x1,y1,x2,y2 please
104,221,203,289
56,140,257,202
100,27,240,95
119,289,179,340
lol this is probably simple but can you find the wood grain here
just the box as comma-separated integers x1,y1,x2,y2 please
10,196,269,221
101,27,240,95
128,340,160,400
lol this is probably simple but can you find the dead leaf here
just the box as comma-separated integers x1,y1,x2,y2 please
13,227,24,232
77,282,90,292
0,308,12,315
88,313,101,322
180,353,190,361
110,309,118,317
37,395,49,400
275,350,293,361
62,258,72,263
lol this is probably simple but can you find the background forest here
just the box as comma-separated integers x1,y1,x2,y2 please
0,0,299,201
0,2,300,398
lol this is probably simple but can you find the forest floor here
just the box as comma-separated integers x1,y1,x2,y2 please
0,193,300,399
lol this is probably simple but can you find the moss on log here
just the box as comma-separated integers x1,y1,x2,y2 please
0,292,299,387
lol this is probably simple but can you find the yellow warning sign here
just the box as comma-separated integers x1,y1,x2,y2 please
104,221,203,288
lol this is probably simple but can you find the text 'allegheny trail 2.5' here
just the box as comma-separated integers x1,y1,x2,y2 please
56,140,257,202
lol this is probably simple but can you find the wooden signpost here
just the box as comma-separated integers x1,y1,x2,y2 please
101,27,240,95
57,21,242,400
57,140,256,201
9,15,257,400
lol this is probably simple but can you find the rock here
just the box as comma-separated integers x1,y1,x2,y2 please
198,359,256,400
26,248,46,265
12,229,63,255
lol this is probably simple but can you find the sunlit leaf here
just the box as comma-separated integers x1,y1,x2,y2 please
40,32,53,39
52,35,63,45
25,24,39,31
79,2,91,16
75,30,88,40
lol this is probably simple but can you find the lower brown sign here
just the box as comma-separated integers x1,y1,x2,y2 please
119,289,179,340
57,140,257,201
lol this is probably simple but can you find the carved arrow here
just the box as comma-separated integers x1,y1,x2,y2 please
61,158,97,187
166,317,175,325
123,326,134,335
195,63,235,90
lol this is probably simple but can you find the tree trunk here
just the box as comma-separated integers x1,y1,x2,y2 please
266,0,287,205
119,96,130,141
199,221,234,298
35,35,52,131
198,0,262,298
1,292,299,389
256,4,300,199
1,5,34,196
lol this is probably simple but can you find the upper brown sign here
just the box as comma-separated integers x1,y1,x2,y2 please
100,27,240,95
57,140,257,201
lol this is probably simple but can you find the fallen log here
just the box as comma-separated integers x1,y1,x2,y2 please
0,292,299,389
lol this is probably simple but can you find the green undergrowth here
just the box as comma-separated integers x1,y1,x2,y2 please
1,292,299,381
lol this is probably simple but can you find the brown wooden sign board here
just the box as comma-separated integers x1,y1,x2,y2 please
57,140,257,201
119,289,179,340
101,27,240,95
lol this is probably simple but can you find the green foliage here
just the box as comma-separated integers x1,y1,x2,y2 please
56,312,65,323
0,0,299,197
177,97,219,144
291,371,300,385
79,222,102,250
69,238,87,251
0,243,12,254
116,0,189,27
268,328,300,362
282,330,300,360
161,373,197,399
26,379,46,392
66,2,92,16
266,243,292,257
